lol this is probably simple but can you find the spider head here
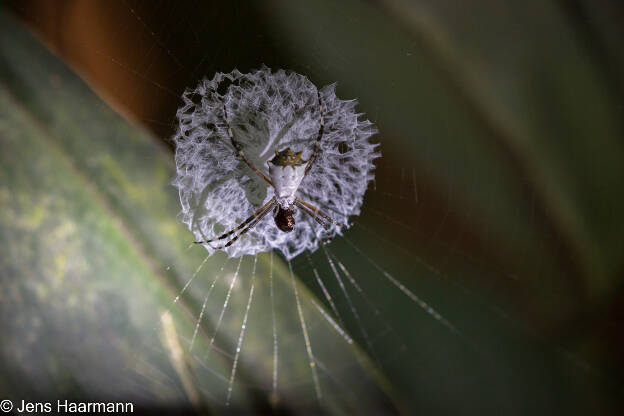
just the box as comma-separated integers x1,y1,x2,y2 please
271,147,307,167
275,206,296,232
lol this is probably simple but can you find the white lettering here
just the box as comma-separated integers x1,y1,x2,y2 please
57,400,134,413
17,400,51,413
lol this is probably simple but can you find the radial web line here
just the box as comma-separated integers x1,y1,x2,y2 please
226,255,257,407
367,177,454,242
90,49,179,98
269,251,278,398
367,206,420,234
288,259,322,401
173,254,212,306
313,358,353,403
151,253,215,337
353,220,442,275
311,299,353,345
356,223,618,382
412,167,419,204
322,245,379,364
133,353,179,389
342,235,470,344
379,191,414,201
326,248,401,345
350,227,615,382
355,219,526,309
354,219,515,313
306,252,344,327
131,251,215,387
189,258,230,351
353,219,510,310
205,256,244,360
123,0,184,68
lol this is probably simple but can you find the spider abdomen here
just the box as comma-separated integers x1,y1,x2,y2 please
274,206,296,232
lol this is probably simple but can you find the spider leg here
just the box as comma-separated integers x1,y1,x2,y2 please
212,201,275,249
295,200,331,230
304,89,325,176
194,198,276,244
295,197,345,228
223,104,273,186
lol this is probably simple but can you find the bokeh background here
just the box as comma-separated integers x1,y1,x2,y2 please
1,0,624,414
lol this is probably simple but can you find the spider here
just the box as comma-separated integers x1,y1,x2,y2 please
194,90,343,249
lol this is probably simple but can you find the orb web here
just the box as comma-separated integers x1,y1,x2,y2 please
172,67,380,259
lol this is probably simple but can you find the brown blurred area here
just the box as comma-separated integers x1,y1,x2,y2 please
10,0,169,135
8,0,283,145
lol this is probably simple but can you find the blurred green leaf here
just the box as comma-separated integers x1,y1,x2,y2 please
0,10,394,414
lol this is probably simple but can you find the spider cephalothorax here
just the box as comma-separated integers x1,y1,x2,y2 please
194,89,345,249
271,148,306,167
268,148,307,209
